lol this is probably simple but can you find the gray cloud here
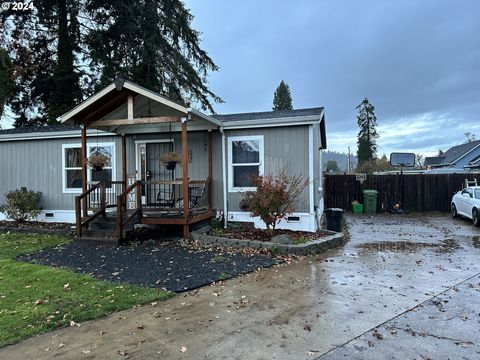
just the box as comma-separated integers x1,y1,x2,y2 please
185,0,480,155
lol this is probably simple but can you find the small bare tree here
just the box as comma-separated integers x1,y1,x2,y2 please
243,169,309,233
465,132,477,143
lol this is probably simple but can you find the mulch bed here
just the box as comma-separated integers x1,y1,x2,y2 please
17,241,278,293
210,227,331,243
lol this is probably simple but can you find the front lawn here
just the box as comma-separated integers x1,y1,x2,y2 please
0,233,173,347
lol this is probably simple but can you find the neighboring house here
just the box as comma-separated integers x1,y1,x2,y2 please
424,140,480,172
0,79,326,241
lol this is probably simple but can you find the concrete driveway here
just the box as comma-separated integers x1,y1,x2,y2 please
2,213,480,359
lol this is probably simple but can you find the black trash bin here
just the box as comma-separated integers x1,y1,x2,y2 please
324,208,344,232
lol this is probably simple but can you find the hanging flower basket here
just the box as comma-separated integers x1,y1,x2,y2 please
165,161,177,170
160,152,183,170
88,153,111,171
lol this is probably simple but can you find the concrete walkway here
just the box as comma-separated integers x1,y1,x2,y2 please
2,214,480,359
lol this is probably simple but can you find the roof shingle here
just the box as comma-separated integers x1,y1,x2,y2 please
0,124,79,135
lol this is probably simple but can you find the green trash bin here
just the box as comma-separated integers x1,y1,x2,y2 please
363,190,378,213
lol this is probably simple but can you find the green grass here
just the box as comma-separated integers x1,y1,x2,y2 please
0,232,174,347
294,235,308,244
0,233,70,259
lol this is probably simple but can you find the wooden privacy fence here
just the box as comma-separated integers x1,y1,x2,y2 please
324,173,479,212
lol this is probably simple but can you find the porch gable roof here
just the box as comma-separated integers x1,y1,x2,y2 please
57,79,221,128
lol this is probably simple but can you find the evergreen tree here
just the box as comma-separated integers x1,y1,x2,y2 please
0,0,221,125
272,80,293,111
1,0,83,126
0,47,14,125
48,0,83,122
326,160,340,172
356,97,379,164
84,0,222,112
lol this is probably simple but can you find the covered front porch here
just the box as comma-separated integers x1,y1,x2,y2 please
59,79,219,242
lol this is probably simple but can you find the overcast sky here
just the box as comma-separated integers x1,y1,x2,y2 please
185,0,480,156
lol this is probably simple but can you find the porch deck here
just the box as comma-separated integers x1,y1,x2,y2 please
75,179,214,243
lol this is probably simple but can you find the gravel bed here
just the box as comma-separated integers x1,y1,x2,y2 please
17,241,278,292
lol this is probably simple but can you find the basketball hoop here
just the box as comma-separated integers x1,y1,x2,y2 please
356,173,366,184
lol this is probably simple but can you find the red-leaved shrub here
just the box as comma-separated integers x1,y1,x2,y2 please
243,170,309,231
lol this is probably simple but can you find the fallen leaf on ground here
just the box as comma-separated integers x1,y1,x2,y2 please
180,346,187,353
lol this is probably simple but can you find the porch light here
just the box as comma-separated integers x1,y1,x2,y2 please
114,77,125,90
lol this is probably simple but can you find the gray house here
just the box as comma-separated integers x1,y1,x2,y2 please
424,140,480,171
0,80,326,242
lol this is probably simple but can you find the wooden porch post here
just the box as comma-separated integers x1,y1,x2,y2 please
121,135,127,190
182,119,190,239
81,125,87,217
208,130,212,211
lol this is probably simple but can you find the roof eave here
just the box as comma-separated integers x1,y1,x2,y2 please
221,114,323,129
0,129,115,142
188,108,222,127
58,83,117,124
58,80,191,124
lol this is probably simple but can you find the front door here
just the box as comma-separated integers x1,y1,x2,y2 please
137,142,174,205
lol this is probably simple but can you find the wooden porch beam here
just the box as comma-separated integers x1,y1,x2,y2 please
121,135,127,189
81,126,87,218
127,95,134,120
82,92,131,124
208,130,212,211
182,119,190,239
90,116,182,128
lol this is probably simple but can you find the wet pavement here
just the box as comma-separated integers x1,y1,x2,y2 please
1,213,480,359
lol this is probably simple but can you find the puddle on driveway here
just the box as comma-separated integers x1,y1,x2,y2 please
356,238,461,254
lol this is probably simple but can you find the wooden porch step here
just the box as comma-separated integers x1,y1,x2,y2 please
89,220,117,231
73,236,122,246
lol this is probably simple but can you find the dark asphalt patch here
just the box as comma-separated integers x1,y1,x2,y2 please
17,241,278,292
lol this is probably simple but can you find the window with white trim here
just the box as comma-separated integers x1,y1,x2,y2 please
62,142,116,193
228,135,264,192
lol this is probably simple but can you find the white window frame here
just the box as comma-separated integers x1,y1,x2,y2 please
227,135,264,192
62,142,116,193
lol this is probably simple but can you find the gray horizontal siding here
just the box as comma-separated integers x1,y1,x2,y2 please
224,126,310,213
0,135,121,211
125,131,210,181
125,131,223,209
0,125,313,216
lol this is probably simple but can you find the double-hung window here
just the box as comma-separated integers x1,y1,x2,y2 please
228,135,264,192
62,142,116,193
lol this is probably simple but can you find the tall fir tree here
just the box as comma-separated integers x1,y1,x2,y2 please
356,97,379,164
0,47,14,126
0,0,83,126
272,80,293,111
84,0,222,112
0,0,221,126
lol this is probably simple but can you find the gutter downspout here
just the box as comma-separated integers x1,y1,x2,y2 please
220,126,228,229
